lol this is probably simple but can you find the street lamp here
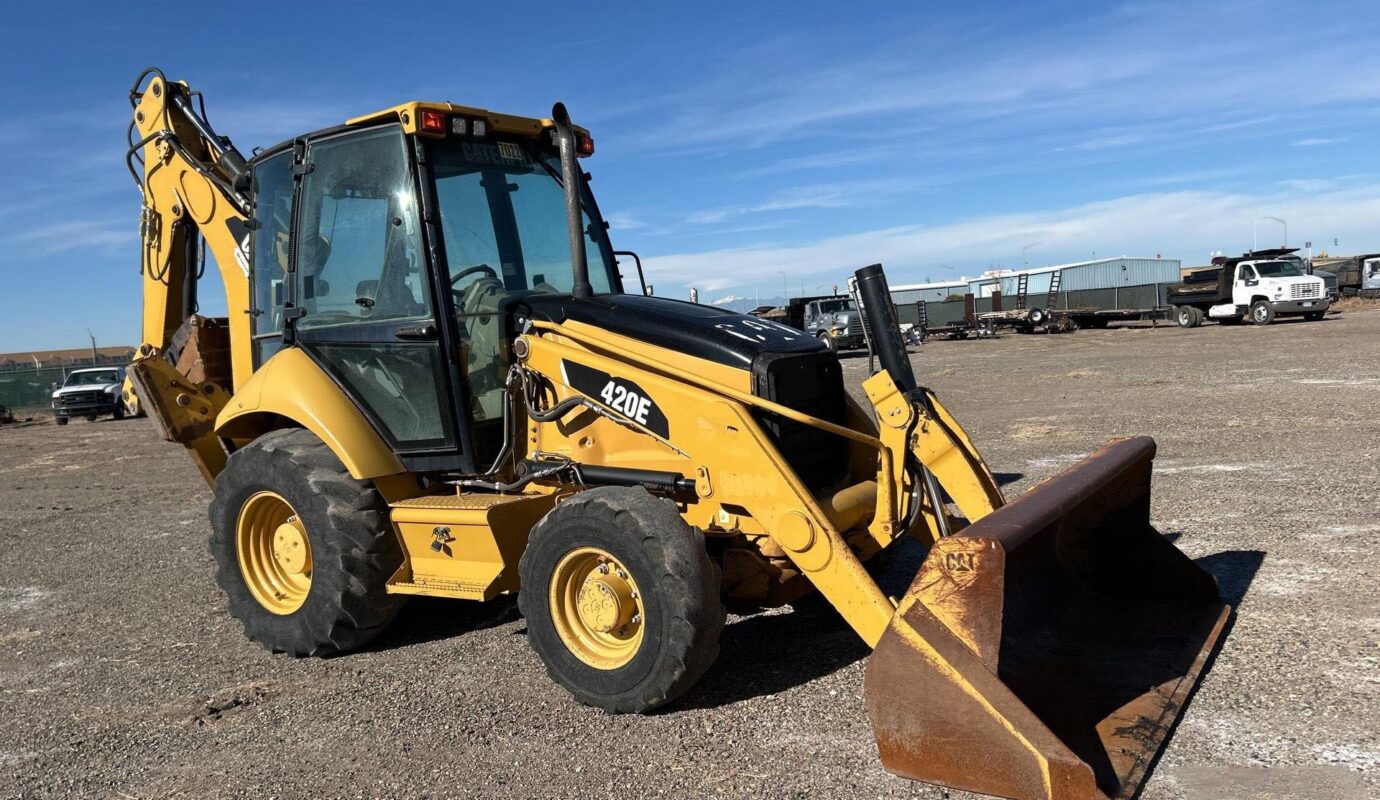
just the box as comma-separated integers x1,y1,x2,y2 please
1021,242,1043,268
1254,216,1287,251
778,270,788,301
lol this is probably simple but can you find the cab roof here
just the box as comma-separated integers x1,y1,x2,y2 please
252,101,588,165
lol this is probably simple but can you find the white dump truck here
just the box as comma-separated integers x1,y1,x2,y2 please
1167,249,1329,327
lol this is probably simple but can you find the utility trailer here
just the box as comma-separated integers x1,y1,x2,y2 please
975,274,1076,334
914,295,997,340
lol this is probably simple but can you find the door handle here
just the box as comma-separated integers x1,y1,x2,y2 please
394,324,438,341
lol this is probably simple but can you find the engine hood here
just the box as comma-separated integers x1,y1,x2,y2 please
515,293,825,370
53,382,119,398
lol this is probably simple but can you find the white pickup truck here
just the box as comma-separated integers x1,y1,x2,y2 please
50,366,127,425
1168,251,1329,327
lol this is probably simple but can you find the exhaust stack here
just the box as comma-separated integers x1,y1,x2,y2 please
853,264,915,393
552,102,592,301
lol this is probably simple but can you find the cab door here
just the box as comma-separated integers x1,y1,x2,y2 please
287,125,471,471
1233,264,1259,305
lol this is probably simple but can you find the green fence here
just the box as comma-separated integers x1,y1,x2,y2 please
0,363,109,413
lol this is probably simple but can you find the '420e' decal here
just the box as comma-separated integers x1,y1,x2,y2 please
560,361,671,439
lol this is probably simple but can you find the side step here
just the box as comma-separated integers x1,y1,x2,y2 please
387,492,559,601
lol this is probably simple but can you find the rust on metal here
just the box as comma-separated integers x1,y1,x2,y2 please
864,436,1230,800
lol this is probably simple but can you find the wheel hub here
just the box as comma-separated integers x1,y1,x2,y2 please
550,548,645,669
236,491,313,615
577,573,636,633
272,518,311,575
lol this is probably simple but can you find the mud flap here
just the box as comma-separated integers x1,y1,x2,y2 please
864,437,1229,800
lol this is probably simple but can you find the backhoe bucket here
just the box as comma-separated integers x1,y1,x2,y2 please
865,437,1229,800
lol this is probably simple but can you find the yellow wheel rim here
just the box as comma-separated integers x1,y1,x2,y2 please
236,491,312,615
549,547,645,670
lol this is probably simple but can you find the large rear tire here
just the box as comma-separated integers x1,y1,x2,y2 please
1176,306,1205,328
209,429,405,656
519,487,724,713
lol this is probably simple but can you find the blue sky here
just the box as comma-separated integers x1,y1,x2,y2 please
1,0,1377,349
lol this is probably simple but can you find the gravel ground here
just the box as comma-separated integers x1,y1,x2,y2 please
2,310,1377,799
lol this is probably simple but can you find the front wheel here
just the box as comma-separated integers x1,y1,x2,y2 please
519,487,725,713
1305,311,1325,321
1250,300,1276,326
817,332,838,353
55,416,68,426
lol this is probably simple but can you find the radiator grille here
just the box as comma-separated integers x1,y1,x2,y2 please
57,391,103,406
1291,283,1320,299
752,351,848,495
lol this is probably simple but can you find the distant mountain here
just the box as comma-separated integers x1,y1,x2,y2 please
707,294,788,313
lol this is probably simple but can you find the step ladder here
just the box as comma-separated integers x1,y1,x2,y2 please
1045,270,1062,311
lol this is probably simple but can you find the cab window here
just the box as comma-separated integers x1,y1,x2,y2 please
249,150,294,366
295,126,430,330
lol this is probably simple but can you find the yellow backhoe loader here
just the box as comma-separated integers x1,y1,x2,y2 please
124,67,1229,800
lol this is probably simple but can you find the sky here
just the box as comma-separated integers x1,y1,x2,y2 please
1,0,1377,349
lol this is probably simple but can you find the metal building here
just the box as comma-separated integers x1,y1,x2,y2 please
964,257,1182,297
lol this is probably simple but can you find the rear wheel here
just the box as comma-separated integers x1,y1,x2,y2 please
1175,306,1201,328
1250,300,1275,326
519,487,724,713
209,429,405,656
1028,307,1047,326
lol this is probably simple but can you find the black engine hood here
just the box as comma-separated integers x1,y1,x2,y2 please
511,293,825,370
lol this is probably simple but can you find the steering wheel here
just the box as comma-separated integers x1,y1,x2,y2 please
450,263,498,287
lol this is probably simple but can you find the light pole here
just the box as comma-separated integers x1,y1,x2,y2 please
1021,241,1043,268
1254,216,1286,251
778,270,788,301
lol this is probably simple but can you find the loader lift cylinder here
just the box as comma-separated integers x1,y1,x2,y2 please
853,264,915,393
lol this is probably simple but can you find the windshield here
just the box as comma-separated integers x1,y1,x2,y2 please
429,139,617,297
817,299,854,314
1252,260,1304,278
65,369,119,386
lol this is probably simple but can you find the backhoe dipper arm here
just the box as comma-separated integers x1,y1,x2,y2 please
125,69,255,483
127,68,253,385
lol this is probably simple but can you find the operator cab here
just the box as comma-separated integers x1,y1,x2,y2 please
244,108,621,474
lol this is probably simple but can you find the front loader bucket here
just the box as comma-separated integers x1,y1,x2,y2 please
865,437,1229,800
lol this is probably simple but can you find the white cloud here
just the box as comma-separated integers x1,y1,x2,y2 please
644,185,1380,292
604,212,645,230
12,220,134,256
1293,138,1338,147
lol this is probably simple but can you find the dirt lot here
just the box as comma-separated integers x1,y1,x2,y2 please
2,310,1377,799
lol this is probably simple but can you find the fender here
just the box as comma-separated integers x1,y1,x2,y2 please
216,348,404,480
